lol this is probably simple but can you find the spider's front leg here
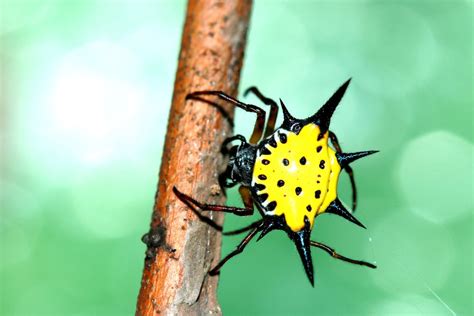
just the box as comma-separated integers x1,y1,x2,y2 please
173,186,262,275
173,185,256,231
244,86,279,137
173,186,254,216
186,90,266,144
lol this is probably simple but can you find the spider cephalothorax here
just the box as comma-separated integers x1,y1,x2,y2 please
222,140,256,187
174,79,377,285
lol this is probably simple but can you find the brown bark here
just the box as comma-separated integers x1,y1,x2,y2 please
136,1,252,315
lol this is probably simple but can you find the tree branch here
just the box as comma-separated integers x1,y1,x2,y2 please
136,1,252,315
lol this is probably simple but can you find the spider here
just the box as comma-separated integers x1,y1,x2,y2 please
173,79,377,285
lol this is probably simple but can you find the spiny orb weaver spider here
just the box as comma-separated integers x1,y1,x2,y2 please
173,79,377,285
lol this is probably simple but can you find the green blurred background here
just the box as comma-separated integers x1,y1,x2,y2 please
1,0,472,315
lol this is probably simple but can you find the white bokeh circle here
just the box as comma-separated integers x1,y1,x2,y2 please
396,130,473,223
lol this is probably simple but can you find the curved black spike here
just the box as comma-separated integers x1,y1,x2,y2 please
311,78,351,134
292,217,314,286
336,150,379,168
279,98,294,122
326,198,366,229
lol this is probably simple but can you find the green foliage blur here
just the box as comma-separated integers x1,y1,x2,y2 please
1,1,472,315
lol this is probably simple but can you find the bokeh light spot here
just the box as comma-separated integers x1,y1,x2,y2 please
355,4,439,97
0,0,53,35
46,40,148,166
396,130,473,223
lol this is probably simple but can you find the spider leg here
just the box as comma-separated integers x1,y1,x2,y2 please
173,187,254,216
218,171,239,191
209,222,264,275
186,91,266,144
221,186,260,235
221,134,246,153
173,187,223,231
223,219,264,236
329,131,357,212
238,186,254,210
310,240,376,269
244,86,279,137
218,171,237,190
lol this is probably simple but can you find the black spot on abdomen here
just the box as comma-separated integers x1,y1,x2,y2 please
258,174,267,180
295,187,302,196
316,146,322,153
282,158,289,166
279,133,287,143
258,193,269,203
267,201,277,211
306,205,312,212
319,160,325,169
277,180,285,187
315,190,321,199
261,147,271,155
268,138,277,148
299,156,306,165
262,159,270,165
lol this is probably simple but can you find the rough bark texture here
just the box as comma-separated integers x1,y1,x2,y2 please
136,1,252,315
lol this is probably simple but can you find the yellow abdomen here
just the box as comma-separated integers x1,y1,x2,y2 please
252,124,341,232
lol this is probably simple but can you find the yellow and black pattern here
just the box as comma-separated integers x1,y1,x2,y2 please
252,124,341,232
175,79,378,285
